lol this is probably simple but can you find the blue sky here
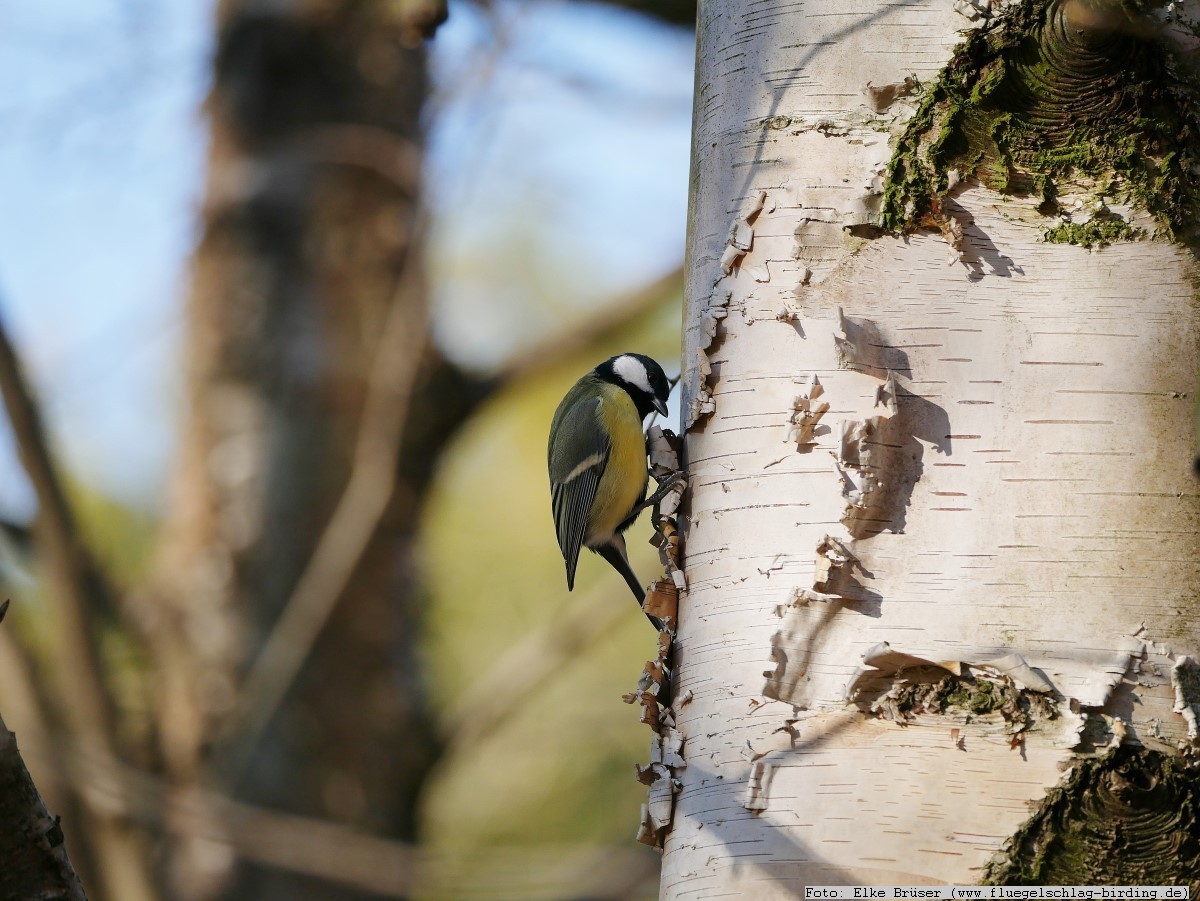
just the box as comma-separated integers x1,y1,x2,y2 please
0,0,693,516
0,0,212,515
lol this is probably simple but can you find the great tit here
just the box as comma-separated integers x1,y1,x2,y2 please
548,353,675,627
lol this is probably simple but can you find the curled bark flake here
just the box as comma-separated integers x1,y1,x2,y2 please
863,75,919,114
785,374,830,449
719,191,771,275
688,291,731,428
1171,655,1200,743
635,727,686,847
837,372,902,539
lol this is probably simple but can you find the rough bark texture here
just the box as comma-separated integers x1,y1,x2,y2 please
0,714,88,901
663,0,1200,894
984,747,1200,891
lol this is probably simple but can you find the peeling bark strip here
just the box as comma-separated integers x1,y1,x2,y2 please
1173,656,1200,741
984,748,1200,891
630,427,690,847
671,0,1200,894
785,374,829,447
688,290,731,427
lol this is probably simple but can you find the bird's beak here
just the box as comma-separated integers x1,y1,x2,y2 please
654,397,669,417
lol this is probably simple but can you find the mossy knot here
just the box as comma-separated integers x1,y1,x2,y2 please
882,0,1200,242
984,747,1200,888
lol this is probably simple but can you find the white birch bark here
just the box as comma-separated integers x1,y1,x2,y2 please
662,0,1200,893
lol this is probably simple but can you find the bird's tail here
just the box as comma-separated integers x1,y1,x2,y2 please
595,536,663,631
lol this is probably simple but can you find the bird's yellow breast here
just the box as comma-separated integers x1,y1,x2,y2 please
588,383,647,543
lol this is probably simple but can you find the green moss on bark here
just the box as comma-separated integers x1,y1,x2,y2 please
872,673,1058,734
1043,213,1145,247
882,0,1200,243
984,747,1200,891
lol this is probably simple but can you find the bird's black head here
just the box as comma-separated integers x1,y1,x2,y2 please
596,353,671,420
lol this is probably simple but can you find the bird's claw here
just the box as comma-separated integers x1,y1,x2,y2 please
653,468,687,488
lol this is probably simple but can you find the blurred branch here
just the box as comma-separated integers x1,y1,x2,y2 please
460,0,695,32
0,303,159,900
306,125,422,196
492,263,682,387
583,0,697,26
0,519,32,555
439,581,630,751
41,734,655,899
76,749,424,899
393,0,448,43
0,308,118,742
0,712,88,901
214,217,430,782
0,605,71,815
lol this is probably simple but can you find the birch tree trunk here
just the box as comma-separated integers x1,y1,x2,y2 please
663,0,1200,892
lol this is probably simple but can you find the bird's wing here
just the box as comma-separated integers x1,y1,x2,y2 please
550,397,610,590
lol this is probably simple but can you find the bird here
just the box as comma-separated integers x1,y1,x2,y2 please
548,353,679,628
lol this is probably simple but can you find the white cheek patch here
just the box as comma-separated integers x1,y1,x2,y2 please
613,354,653,394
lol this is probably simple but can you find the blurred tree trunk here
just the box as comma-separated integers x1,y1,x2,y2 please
141,1,471,898
665,0,1200,893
